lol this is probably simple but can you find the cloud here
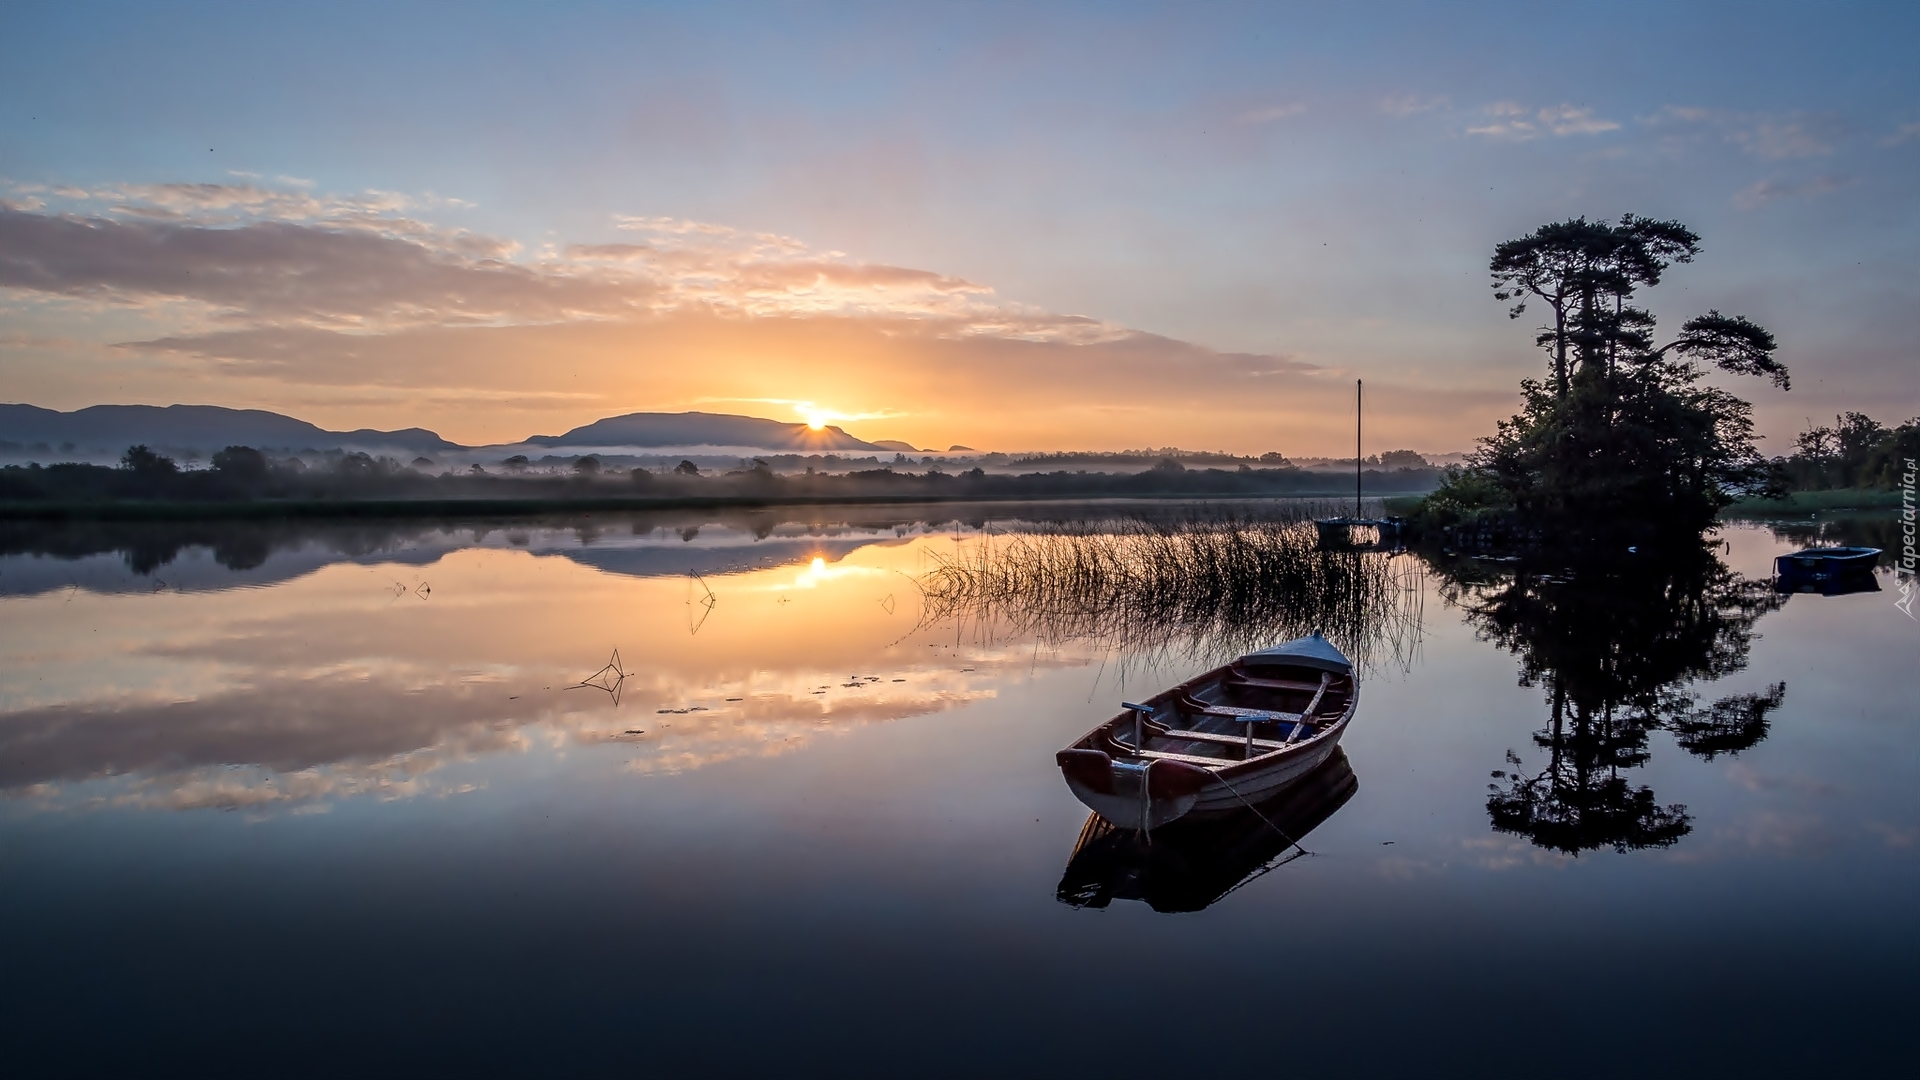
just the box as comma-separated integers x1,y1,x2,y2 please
1733,174,1853,210
1537,104,1619,136
0,177,1505,453
1466,102,1618,141
1238,103,1306,124
103,309,1496,455
0,205,626,329
1734,118,1842,159
1380,94,1448,117
0,185,1099,337
1882,120,1920,147
1648,106,1845,159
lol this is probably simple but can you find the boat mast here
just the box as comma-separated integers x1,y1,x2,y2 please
1354,378,1362,519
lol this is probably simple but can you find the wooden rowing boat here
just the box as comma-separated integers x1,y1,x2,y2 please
1057,747,1358,912
1055,632,1359,832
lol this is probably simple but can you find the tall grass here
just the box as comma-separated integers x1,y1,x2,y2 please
916,511,1424,673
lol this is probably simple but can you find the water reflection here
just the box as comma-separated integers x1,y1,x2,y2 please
0,512,1027,812
1432,545,1789,854
12,504,1393,812
1762,510,1905,572
1057,748,1358,912
0,505,1853,849
0,510,933,596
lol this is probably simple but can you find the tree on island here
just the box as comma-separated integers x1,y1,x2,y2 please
1425,216,1791,545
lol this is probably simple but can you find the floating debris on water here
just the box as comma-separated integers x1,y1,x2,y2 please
686,573,717,635
570,649,631,705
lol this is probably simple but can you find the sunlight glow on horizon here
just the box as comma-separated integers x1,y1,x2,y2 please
0,5,1910,455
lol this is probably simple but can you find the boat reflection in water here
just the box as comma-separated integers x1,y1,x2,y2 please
1056,748,1358,913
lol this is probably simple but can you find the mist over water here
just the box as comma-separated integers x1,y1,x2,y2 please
0,503,1912,1075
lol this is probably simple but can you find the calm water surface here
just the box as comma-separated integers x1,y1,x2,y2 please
1,504,1913,1076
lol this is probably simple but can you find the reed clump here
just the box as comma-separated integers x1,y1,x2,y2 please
917,514,1422,671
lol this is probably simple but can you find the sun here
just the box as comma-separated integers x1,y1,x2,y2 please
796,402,833,431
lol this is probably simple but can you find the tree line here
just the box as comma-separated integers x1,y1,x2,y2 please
1772,412,1919,492
0,444,1444,511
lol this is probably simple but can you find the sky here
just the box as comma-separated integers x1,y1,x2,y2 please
1,0,1915,454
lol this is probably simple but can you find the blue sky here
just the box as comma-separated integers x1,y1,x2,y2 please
2,0,1915,451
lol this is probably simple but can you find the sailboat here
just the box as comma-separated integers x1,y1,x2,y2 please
1314,378,1401,548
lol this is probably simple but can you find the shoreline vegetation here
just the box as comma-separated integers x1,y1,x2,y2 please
0,446,1441,521
1721,488,1905,516
1400,215,1916,552
917,515,1423,670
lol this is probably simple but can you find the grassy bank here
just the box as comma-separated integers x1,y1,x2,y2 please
1721,488,1904,517
1380,488,1902,525
0,488,1409,523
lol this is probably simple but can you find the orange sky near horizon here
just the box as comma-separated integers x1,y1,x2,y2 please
5,5,1906,455
84,312,1512,453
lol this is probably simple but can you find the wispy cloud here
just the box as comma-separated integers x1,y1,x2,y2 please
1733,174,1853,210
1379,94,1449,117
0,177,1400,451
1238,103,1306,125
1466,102,1618,140
0,181,1131,340
1649,106,1845,159
1882,120,1920,147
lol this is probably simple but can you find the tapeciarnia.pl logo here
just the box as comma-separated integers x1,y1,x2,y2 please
1898,457,1916,621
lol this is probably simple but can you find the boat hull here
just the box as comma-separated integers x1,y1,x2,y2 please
1774,547,1881,583
1056,638,1361,831
1057,748,1360,912
1058,720,1350,829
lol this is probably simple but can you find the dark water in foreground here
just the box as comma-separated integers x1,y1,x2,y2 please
0,503,1913,1076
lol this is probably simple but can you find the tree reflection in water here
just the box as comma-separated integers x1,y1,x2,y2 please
1433,544,1787,854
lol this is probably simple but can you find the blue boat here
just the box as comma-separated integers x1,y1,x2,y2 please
1773,546,1881,584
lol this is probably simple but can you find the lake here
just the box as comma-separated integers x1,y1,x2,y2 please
1,503,1912,1076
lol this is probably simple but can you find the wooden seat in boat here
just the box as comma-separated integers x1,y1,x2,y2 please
1129,747,1244,767
1151,727,1293,752
1225,669,1328,692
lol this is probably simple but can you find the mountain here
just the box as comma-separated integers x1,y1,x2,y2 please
0,404,461,456
0,404,905,460
523,411,884,452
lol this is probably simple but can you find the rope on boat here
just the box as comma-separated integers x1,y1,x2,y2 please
1210,771,1311,860
1216,846,1313,904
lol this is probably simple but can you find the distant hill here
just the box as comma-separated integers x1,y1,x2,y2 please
0,404,460,456
0,404,905,460
524,411,884,452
